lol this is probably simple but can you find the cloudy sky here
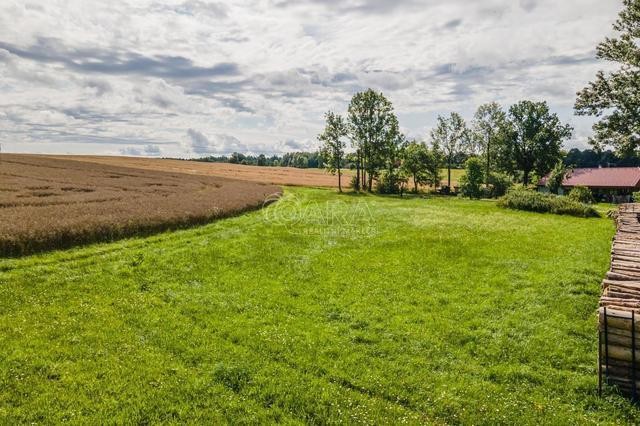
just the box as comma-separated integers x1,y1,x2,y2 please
0,0,623,157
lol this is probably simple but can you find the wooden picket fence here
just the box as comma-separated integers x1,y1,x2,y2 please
599,204,640,400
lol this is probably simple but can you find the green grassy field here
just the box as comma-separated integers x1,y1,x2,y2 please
1,188,637,424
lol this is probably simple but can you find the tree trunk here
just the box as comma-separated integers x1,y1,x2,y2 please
363,138,369,191
447,160,452,189
362,167,366,192
338,167,342,193
413,175,418,193
486,141,490,185
523,170,530,186
355,152,361,191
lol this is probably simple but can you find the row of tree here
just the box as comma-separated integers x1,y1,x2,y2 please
185,1,635,190
318,90,573,193
189,145,640,174
320,0,640,194
190,151,324,168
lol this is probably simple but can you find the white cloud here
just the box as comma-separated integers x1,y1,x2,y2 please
121,144,162,156
0,0,624,155
186,128,249,154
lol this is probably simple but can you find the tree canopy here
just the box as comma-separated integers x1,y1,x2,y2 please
401,141,432,193
472,102,507,184
575,0,640,154
318,111,348,192
503,100,572,185
431,112,470,189
348,89,400,192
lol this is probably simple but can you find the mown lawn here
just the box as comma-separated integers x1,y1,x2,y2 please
0,187,637,424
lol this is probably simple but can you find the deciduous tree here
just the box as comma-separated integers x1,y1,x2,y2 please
318,111,348,192
575,0,640,154
459,157,484,199
472,102,507,184
503,101,572,185
424,146,442,189
348,89,399,192
401,140,430,193
431,112,470,189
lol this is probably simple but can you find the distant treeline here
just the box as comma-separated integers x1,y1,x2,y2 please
189,152,324,168
188,151,473,170
563,148,640,168
185,147,639,172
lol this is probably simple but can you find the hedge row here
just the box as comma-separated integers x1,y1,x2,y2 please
497,188,600,218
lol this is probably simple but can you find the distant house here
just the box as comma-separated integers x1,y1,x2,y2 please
538,167,640,203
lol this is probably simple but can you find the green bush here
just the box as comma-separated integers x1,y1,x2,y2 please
487,172,513,198
546,161,566,195
551,196,599,217
376,170,407,194
567,186,595,204
459,158,484,199
633,191,640,202
350,175,358,189
497,188,599,218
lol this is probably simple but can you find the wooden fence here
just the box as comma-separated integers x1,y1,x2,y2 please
599,203,640,400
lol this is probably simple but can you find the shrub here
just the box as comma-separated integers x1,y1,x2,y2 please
376,170,408,195
459,158,484,199
497,188,599,218
487,172,513,198
439,185,451,195
633,191,640,202
546,161,567,195
551,196,599,217
567,186,595,204
350,175,360,191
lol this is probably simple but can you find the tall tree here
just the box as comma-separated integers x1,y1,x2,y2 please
504,100,573,186
348,89,399,192
430,112,470,189
377,130,407,194
472,102,507,184
575,0,640,154
318,111,348,192
383,118,403,182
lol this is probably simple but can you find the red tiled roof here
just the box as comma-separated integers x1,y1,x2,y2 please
538,167,640,188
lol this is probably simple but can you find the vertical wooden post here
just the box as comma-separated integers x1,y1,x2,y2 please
599,322,603,397
633,311,637,402
604,307,609,387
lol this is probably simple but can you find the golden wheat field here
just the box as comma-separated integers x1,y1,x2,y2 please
0,154,281,256
53,155,346,187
